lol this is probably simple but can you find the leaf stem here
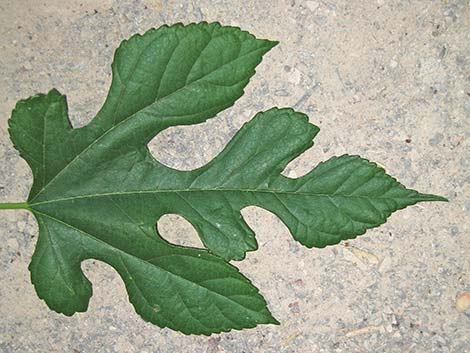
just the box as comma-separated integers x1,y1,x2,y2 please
0,202,30,210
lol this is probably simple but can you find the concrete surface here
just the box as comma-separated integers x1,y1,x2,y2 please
0,0,469,352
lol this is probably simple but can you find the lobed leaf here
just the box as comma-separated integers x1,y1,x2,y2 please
6,22,445,335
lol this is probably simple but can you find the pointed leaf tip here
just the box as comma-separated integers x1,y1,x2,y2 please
417,193,448,202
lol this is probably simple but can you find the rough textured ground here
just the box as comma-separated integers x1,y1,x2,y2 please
0,0,469,352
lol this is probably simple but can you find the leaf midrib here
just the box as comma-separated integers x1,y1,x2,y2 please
29,187,427,207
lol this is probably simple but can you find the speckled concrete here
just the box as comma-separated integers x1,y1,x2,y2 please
0,1,469,352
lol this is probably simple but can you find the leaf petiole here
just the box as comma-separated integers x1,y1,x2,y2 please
0,202,30,210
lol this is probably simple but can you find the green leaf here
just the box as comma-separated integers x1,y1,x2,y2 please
5,22,445,335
